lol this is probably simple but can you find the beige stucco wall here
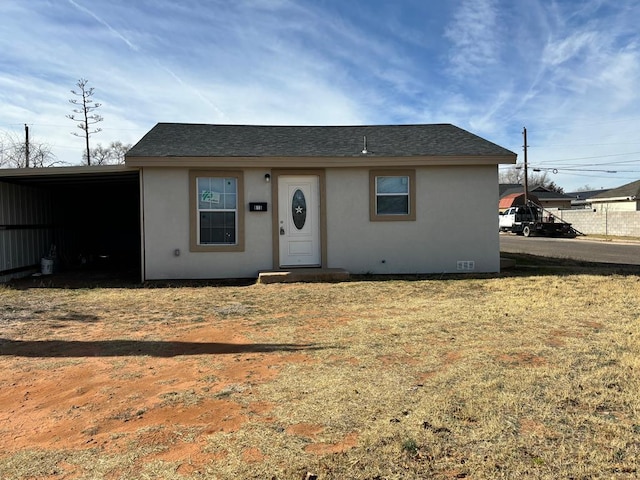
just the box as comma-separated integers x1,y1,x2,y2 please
539,200,572,210
142,167,273,279
592,201,640,212
325,166,500,273
141,164,500,279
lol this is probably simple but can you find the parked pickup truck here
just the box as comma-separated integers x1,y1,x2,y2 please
499,204,576,237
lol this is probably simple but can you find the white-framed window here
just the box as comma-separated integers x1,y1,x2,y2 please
197,177,237,244
190,171,244,252
376,176,410,215
369,170,416,221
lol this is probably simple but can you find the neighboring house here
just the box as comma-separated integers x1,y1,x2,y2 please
498,192,540,213
499,183,523,197
588,180,640,212
549,180,640,237
125,123,516,280
530,186,574,210
499,184,573,211
566,189,612,209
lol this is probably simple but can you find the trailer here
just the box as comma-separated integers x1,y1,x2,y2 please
499,203,578,237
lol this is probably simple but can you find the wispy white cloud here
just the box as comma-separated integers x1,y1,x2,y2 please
1,0,639,190
444,0,501,77
67,0,139,51
542,30,599,67
596,44,640,109
435,0,640,190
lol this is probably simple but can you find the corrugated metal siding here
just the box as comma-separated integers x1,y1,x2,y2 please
0,181,51,224
0,181,54,281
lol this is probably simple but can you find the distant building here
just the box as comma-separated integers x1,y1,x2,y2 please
565,189,612,209
499,184,573,211
587,180,640,212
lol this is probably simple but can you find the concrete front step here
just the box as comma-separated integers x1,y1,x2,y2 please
257,268,350,284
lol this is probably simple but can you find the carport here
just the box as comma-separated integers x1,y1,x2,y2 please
0,166,141,283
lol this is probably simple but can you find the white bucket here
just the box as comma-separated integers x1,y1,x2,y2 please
41,257,54,275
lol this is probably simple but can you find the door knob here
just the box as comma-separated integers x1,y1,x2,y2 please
280,227,285,235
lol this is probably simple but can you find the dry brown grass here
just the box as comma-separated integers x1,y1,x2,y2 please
1,265,639,479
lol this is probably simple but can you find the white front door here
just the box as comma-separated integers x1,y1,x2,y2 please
278,175,321,267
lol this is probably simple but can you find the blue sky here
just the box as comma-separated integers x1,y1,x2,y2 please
1,0,639,191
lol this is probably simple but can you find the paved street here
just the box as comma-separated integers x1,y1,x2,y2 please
500,234,640,266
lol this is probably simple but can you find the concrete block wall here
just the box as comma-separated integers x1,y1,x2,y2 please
550,209,640,237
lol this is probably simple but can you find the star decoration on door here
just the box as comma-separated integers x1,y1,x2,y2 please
292,188,307,230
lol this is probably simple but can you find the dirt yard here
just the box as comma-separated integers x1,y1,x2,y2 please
1,266,639,479
0,284,326,479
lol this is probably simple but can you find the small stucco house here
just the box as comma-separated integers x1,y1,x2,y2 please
588,180,640,212
566,189,611,209
125,123,516,280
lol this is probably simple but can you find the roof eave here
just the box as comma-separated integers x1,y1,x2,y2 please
125,154,516,168
590,196,638,203
0,164,137,178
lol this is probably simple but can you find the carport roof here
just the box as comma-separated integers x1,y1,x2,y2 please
0,165,138,186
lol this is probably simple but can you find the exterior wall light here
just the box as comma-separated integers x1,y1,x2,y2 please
265,173,271,182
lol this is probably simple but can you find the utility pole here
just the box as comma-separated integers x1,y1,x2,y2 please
523,127,529,205
25,124,30,168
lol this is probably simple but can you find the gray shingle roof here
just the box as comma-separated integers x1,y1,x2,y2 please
565,189,611,200
127,123,516,158
499,183,523,196
500,184,574,201
591,179,640,199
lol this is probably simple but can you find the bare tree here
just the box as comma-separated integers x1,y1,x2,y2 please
107,141,130,164
499,163,565,193
82,141,132,165
67,78,103,165
544,181,564,194
83,143,111,165
0,130,61,168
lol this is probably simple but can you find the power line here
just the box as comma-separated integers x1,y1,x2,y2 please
1,122,147,132
538,153,640,164
534,166,638,173
534,142,640,148
499,159,640,170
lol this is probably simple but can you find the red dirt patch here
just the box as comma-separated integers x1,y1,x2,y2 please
0,322,302,459
496,352,546,366
304,432,359,454
519,418,560,439
286,423,325,438
443,350,463,365
582,321,603,330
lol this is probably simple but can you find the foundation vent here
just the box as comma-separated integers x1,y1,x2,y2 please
456,260,475,271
